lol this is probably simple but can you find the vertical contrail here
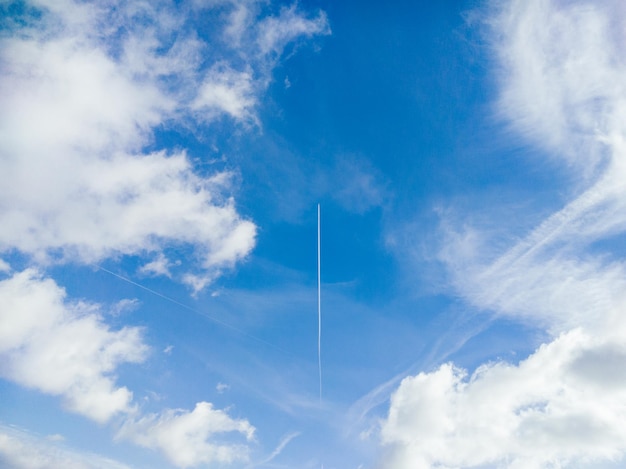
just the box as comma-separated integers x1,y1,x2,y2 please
318,204,322,402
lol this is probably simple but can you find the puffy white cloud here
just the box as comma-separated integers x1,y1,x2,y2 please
0,1,256,288
381,331,626,469
0,268,254,464
0,0,329,291
117,402,255,468
0,269,148,423
380,1,626,467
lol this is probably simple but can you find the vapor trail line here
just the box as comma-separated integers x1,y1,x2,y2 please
318,204,322,402
93,264,291,356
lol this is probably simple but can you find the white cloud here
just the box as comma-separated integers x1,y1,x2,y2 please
253,431,300,467
0,0,328,292
222,1,253,47
0,269,148,423
117,402,255,468
139,253,174,278
438,0,626,334
0,0,328,291
0,20,255,280
381,331,626,468
109,298,140,316
380,1,626,467
193,64,257,122
0,269,254,465
0,1,257,289
491,0,626,171
0,426,133,469
0,0,330,465
216,382,230,393
0,0,329,292
256,5,330,56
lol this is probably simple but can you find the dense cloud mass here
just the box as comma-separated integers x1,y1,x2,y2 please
0,0,328,291
0,1,255,290
380,1,626,467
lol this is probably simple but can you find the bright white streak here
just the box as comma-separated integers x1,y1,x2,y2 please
318,204,322,402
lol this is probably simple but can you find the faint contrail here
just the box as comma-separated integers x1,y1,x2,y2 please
247,431,301,468
93,264,291,356
318,203,322,402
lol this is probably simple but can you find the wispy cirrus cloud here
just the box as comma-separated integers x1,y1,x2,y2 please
256,4,329,56
0,425,133,469
380,1,626,467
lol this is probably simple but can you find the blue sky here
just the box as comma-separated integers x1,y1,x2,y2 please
2,0,626,468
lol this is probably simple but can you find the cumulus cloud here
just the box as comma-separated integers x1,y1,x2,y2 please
0,269,148,423
380,1,626,467
381,330,626,469
117,402,255,468
0,0,329,291
0,269,255,464
0,1,255,286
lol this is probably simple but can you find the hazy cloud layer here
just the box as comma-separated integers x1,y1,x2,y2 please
0,426,133,469
381,1,626,467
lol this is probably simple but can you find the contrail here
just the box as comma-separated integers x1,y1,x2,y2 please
318,203,322,402
93,264,291,356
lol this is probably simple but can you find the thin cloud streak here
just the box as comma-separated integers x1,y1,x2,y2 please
0,425,133,469
248,431,301,468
